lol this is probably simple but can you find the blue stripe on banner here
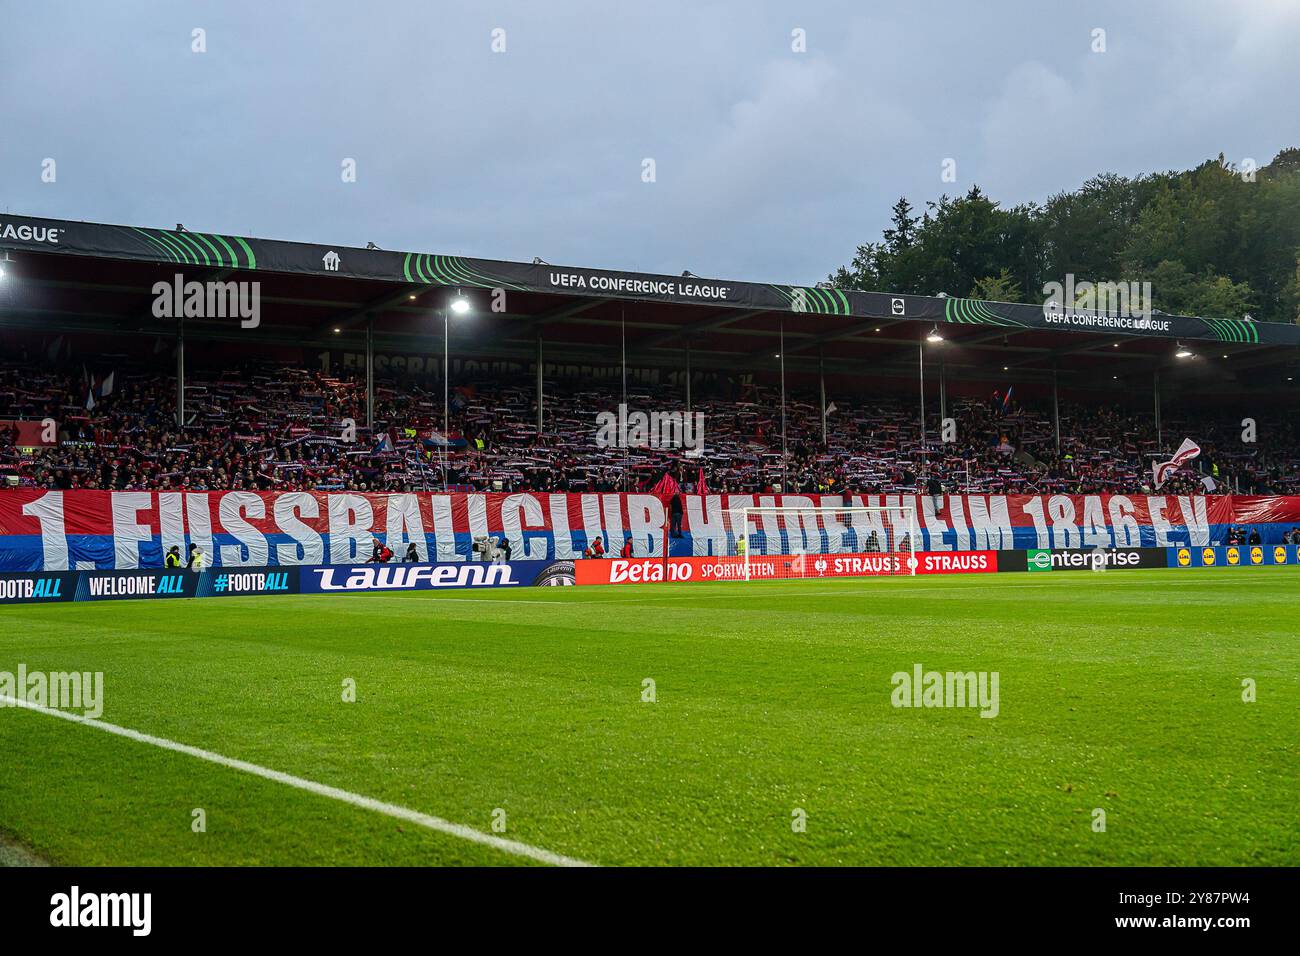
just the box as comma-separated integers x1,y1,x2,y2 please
2,524,1299,571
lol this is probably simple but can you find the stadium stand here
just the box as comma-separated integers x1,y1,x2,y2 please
3,361,1296,497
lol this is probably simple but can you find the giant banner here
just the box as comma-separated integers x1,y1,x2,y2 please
1,490,1299,572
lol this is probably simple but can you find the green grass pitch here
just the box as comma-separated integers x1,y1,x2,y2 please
1,568,1296,866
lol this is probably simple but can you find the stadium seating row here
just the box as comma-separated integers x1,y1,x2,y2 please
2,361,1296,497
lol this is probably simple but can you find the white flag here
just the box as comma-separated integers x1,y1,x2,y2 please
1152,438,1201,488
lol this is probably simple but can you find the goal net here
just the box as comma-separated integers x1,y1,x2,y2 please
724,505,917,581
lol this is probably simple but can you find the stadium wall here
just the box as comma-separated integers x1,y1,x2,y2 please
1,490,1299,572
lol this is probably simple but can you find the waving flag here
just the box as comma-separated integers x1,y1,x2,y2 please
421,430,467,449
651,471,681,497
1153,438,1201,488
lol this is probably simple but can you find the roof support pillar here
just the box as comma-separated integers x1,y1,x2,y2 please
685,339,692,414
536,334,544,435
918,334,927,477
175,314,185,429
365,316,374,433
1154,368,1162,452
779,319,787,490
1052,363,1061,456
819,349,827,447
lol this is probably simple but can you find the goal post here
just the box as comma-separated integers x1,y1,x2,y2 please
727,505,917,581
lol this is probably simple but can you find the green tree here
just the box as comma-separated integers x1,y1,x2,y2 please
970,268,1023,302
1187,274,1256,320
830,148,1300,322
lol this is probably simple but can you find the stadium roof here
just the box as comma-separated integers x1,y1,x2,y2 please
2,213,1298,395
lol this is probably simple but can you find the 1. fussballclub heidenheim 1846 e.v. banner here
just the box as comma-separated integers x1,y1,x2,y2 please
1,489,1298,571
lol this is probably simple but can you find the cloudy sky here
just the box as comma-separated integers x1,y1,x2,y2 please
2,1,1296,285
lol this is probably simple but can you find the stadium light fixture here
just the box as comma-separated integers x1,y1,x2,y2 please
442,292,472,439
926,325,944,343
1175,342,1193,358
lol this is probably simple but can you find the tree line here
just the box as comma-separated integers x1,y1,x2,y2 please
829,149,1300,324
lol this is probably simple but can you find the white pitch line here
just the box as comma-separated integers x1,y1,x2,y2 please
0,695,594,868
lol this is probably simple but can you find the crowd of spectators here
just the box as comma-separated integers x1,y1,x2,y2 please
2,361,1297,497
